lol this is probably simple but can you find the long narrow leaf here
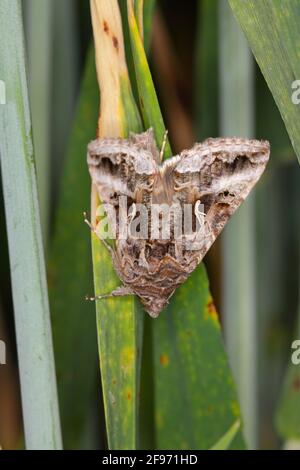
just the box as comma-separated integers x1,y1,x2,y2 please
142,0,156,54
127,0,171,157
210,420,241,450
51,0,80,202
49,47,99,449
24,0,53,242
275,359,300,441
228,0,300,164
275,272,300,441
127,1,244,450
90,0,143,450
195,0,219,141
219,0,257,449
118,2,157,449
153,266,244,449
0,0,62,449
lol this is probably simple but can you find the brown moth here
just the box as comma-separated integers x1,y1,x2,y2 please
86,128,269,318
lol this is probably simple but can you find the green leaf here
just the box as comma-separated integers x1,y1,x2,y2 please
142,0,156,54
127,0,172,158
92,238,144,449
0,0,61,449
49,47,99,449
89,0,143,450
24,0,54,241
275,303,300,443
218,0,257,448
275,362,300,440
256,68,296,164
119,0,155,106
228,0,300,164
194,0,219,140
153,265,244,449
119,0,157,450
126,0,245,450
210,420,241,450
51,0,80,200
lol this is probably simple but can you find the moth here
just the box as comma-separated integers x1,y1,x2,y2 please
86,128,269,317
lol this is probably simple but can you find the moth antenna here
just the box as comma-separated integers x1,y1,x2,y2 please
159,130,169,162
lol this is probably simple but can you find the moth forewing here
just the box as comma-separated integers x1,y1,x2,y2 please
87,129,270,317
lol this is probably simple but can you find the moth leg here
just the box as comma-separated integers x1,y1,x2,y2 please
86,285,134,301
199,213,212,234
83,212,114,255
174,241,183,260
127,203,137,239
174,181,193,191
138,244,149,268
194,202,212,235
128,203,148,267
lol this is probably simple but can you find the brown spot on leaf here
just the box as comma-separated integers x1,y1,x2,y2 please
103,20,109,34
160,354,169,367
140,97,144,109
127,392,132,400
292,376,300,390
112,36,119,52
206,298,219,323
207,300,216,315
112,379,117,385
